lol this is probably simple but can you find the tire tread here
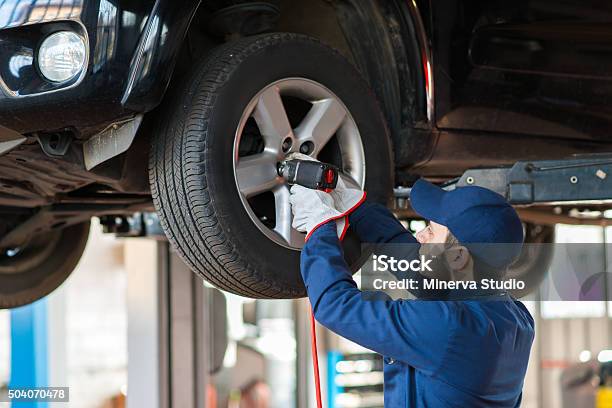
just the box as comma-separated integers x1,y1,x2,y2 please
150,34,327,298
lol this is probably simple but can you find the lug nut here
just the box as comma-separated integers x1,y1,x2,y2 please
300,141,314,155
282,137,292,153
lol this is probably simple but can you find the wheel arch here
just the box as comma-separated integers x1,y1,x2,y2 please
272,0,434,168
327,0,434,170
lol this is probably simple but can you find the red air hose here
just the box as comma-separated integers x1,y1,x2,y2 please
309,306,323,408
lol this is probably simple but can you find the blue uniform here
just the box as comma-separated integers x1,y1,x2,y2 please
301,202,535,407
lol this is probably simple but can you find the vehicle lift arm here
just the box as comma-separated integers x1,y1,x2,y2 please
397,154,612,205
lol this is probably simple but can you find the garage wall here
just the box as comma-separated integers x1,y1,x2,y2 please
523,309,610,408
61,219,128,407
521,225,612,408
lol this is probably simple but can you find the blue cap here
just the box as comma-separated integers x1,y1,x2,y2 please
410,179,524,269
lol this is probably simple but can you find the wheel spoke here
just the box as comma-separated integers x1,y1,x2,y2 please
234,79,364,250
235,153,279,198
253,86,294,148
273,186,305,248
295,98,346,154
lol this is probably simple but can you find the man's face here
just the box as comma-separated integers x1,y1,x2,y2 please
416,221,449,244
416,221,473,281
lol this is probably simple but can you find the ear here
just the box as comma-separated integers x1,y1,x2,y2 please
444,246,470,271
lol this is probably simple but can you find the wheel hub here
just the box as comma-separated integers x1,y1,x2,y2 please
233,78,365,249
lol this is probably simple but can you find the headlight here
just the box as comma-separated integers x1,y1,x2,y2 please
37,31,86,83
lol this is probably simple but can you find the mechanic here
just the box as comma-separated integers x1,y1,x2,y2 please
289,174,535,407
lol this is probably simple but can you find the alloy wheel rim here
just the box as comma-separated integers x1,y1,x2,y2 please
233,78,365,250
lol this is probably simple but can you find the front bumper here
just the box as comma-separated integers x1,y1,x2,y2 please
0,0,199,138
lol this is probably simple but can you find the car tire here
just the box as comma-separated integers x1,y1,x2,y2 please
507,223,555,298
0,222,90,308
150,33,393,298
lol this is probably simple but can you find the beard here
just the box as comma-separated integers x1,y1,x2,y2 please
418,244,453,281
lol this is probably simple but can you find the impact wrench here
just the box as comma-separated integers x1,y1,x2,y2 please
277,158,339,192
278,158,340,408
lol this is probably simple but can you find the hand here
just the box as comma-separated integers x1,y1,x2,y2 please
289,185,348,240
286,152,315,161
329,174,366,215
286,152,366,215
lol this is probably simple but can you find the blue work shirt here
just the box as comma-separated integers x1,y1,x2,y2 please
301,202,535,407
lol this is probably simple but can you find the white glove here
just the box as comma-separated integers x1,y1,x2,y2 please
285,152,366,215
289,185,348,240
329,174,366,215
286,152,316,162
